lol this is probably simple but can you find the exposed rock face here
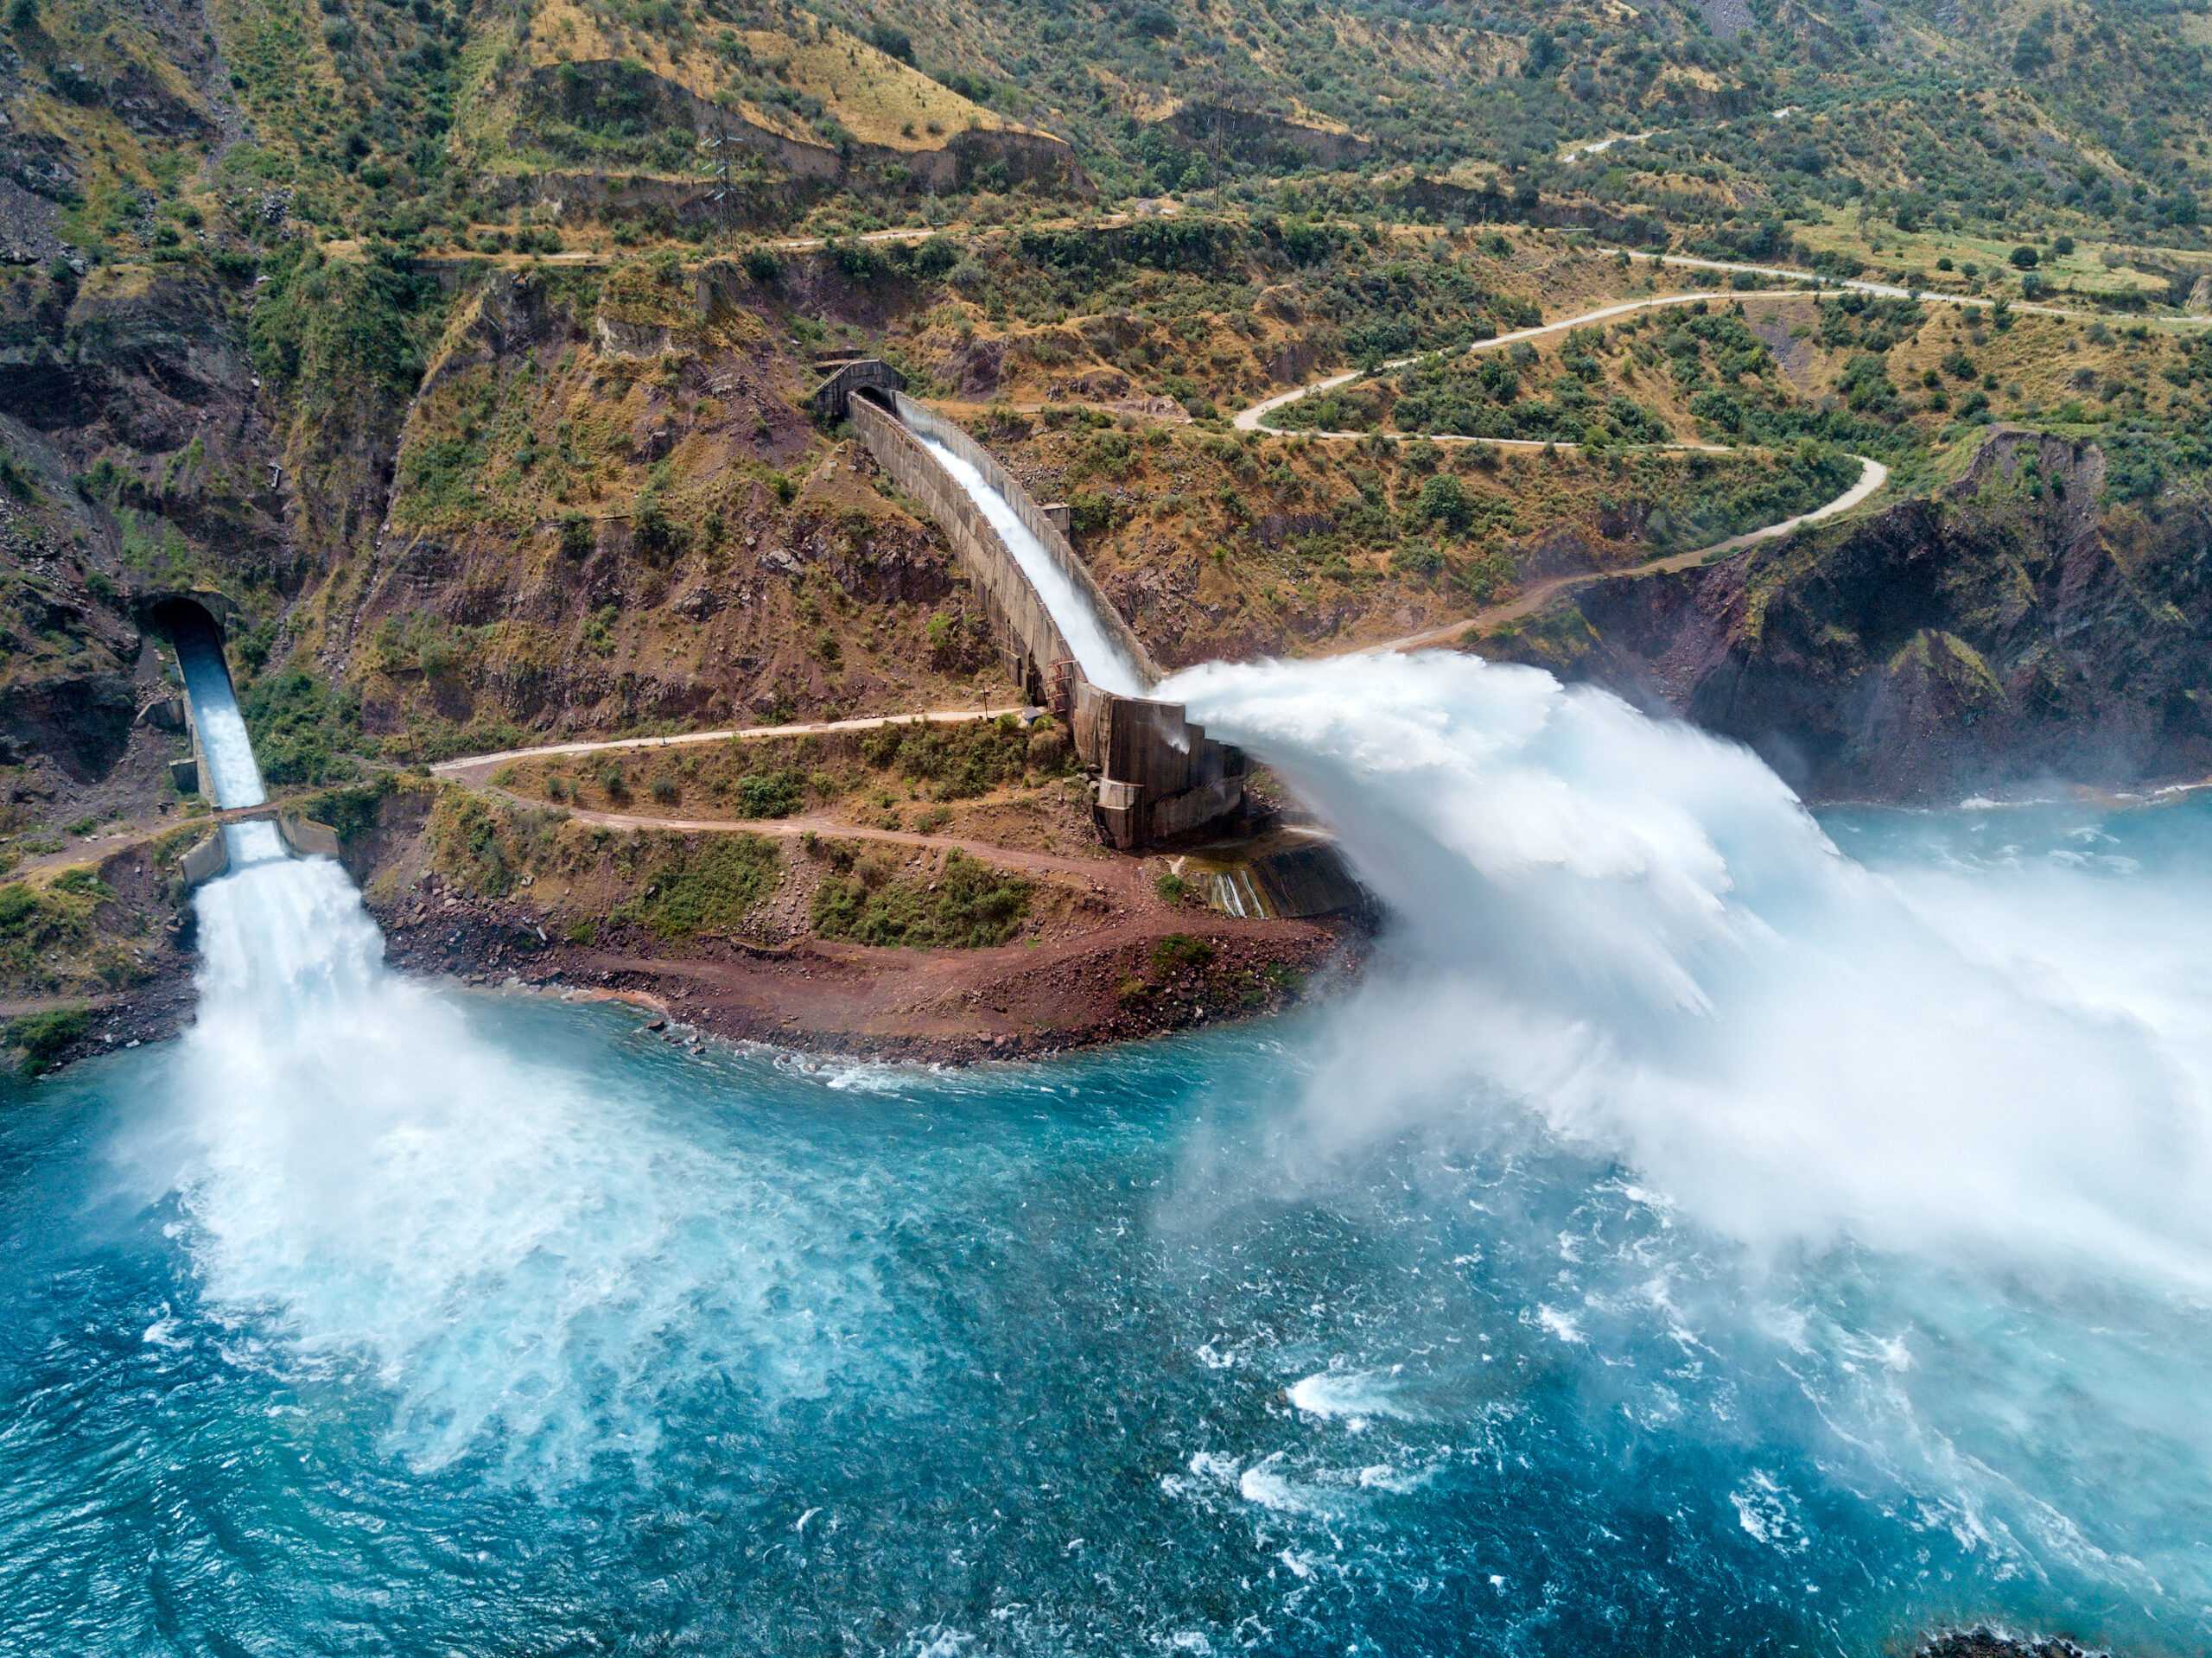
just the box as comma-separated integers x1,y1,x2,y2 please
0,671,137,780
1498,429,2212,803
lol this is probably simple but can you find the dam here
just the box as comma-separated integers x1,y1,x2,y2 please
830,368,1359,915
6,377,2210,1658
841,378,1248,850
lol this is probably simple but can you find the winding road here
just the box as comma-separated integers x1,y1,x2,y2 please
430,708,1019,785
1236,278,1899,653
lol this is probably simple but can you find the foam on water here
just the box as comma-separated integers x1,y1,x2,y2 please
163,855,899,1482
1162,649,2212,1283
10,634,2208,1650
917,435,1148,696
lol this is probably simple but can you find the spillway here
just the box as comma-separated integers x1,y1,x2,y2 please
169,615,264,811
167,607,291,871
913,434,1148,697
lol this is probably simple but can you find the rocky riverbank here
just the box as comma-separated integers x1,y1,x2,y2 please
3,778,1372,1078
372,878,1368,1064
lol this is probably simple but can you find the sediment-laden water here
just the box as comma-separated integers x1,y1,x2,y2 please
5,651,2209,1655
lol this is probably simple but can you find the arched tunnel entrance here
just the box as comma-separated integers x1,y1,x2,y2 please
148,594,229,657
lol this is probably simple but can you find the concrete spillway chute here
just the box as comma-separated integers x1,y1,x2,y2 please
149,595,342,886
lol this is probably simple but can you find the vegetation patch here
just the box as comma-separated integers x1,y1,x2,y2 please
512,715,1072,820
242,669,365,786
0,878,104,989
618,833,781,939
809,843,1032,949
426,789,569,897
4,1006,93,1076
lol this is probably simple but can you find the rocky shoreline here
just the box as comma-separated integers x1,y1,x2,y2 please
372,882,1371,1065
4,880,1371,1080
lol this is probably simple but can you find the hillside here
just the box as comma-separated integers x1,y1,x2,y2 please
2,0,2210,1039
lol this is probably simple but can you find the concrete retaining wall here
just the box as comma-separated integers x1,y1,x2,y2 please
281,816,343,860
180,831,226,887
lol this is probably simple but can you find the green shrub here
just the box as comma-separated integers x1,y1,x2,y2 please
810,848,1031,948
632,834,779,938
859,715,1033,799
6,1007,91,1076
734,769,803,817
1151,933,1214,975
427,791,567,897
243,670,361,785
50,867,111,899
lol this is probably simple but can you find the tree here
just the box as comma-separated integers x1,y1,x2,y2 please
2010,245,2040,269
1417,472,1472,533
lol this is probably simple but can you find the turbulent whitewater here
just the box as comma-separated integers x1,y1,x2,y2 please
1164,651,2212,1281
916,433,1149,696
3,644,2209,1653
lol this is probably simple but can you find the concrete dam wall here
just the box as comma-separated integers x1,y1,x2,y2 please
847,393,1082,703
849,384,1250,851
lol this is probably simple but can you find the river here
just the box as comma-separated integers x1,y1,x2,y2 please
3,651,2207,1655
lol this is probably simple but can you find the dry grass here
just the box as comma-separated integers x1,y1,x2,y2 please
519,0,1026,153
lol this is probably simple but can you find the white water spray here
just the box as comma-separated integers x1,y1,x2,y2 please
171,857,890,1478
1163,650,2212,1281
917,435,1147,696
156,616,888,1478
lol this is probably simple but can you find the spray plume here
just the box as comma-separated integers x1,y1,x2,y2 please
1165,651,2212,1281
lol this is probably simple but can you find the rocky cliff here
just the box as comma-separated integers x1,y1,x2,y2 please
1492,428,2212,803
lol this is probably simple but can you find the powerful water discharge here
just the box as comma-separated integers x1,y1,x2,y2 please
916,434,1150,697
5,640,2210,1652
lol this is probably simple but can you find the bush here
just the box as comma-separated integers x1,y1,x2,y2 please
734,769,804,817
859,716,1033,799
810,848,1032,947
426,791,568,897
2009,245,2040,270
632,834,779,938
243,670,361,785
6,1007,90,1075
1151,933,1214,975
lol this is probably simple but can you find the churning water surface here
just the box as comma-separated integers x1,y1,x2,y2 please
4,652,2210,1656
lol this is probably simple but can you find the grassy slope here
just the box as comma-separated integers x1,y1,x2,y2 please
0,0,2208,894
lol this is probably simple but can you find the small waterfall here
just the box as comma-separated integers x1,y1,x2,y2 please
916,435,1148,696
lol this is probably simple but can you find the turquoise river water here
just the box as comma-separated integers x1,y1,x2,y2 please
3,652,2209,1656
